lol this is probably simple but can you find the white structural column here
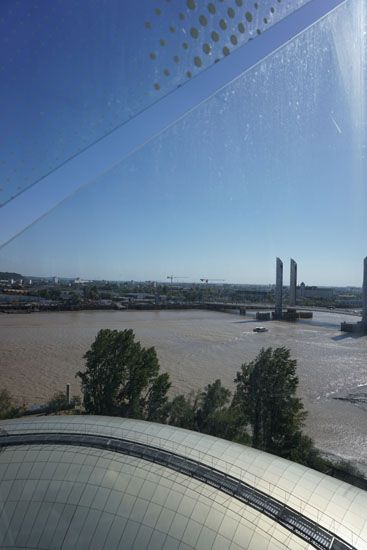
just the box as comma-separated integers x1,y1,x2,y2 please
289,259,297,307
275,258,283,319
363,257,367,327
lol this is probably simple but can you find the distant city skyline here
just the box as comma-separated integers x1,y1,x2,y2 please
2,267,365,289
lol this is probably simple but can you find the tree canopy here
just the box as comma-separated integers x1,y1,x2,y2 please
77,329,171,421
233,347,307,459
76,333,328,474
0,388,24,420
46,391,81,413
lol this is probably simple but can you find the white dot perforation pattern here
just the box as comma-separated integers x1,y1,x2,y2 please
0,0,312,206
0,416,366,549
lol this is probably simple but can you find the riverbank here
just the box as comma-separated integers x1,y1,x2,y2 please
0,301,207,314
0,300,361,320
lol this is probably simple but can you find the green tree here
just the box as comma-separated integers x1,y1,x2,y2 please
165,381,249,442
167,393,198,429
196,379,230,431
69,291,82,305
118,345,163,418
77,329,170,420
197,379,248,442
0,388,24,419
199,380,230,419
287,432,327,471
83,285,100,300
47,391,81,412
38,288,61,300
234,347,306,458
145,373,171,422
203,407,250,443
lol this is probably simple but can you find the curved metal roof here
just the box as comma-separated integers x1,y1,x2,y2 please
0,416,366,549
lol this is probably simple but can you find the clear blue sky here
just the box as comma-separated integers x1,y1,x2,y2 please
0,0,366,286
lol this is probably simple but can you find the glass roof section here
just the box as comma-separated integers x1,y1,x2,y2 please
0,432,352,549
1,0,321,206
1,416,367,548
0,443,295,550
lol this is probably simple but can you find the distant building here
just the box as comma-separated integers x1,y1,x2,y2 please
123,293,155,301
234,289,273,302
298,283,334,300
335,298,362,308
60,289,83,300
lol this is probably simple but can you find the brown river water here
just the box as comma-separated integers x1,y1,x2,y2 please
1,309,366,470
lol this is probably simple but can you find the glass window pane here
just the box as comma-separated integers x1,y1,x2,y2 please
0,0,312,206
1,1,365,468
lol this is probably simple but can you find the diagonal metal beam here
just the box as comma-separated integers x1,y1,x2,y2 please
0,0,346,249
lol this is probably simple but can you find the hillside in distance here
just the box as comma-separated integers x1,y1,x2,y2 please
0,272,23,280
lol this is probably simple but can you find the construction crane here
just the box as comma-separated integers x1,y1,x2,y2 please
200,278,225,284
166,275,188,284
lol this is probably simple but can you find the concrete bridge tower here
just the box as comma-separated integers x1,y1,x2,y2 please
289,259,297,307
363,257,367,328
275,257,283,320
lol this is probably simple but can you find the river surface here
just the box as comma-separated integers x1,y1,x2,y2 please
1,309,366,470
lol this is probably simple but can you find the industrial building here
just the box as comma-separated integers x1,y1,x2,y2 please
0,416,366,549
297,284,335,301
